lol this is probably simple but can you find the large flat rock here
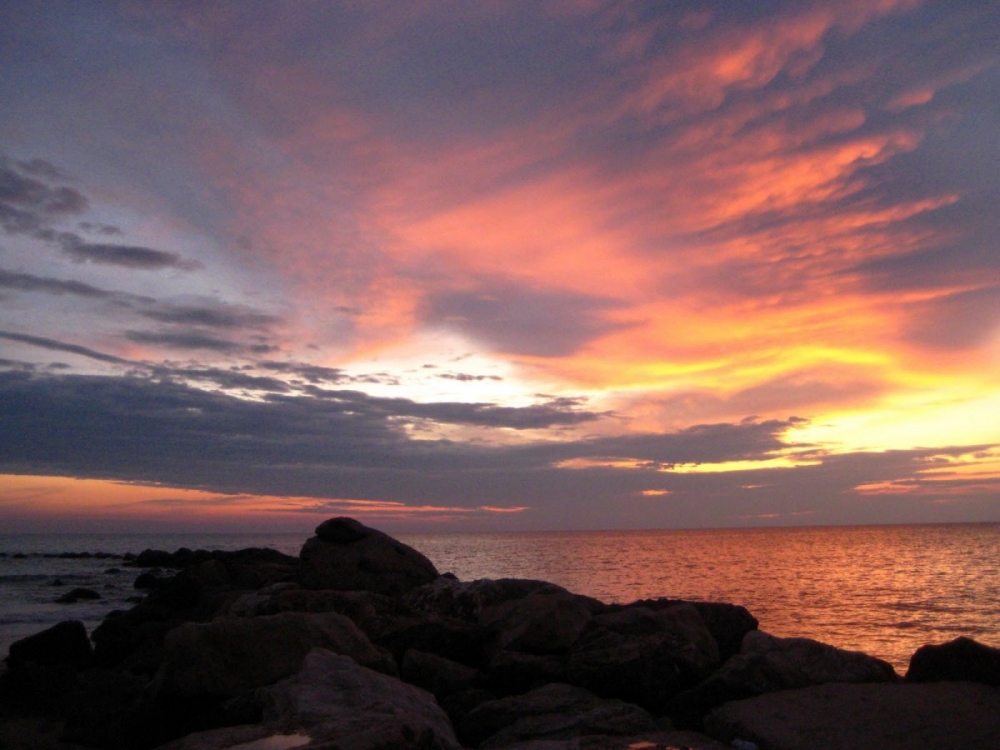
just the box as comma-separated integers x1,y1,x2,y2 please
705,681,1000,750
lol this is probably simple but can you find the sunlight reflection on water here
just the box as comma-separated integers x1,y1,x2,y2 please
401,523,1000,673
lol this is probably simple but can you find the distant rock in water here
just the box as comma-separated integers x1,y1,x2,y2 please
299,516,439,596
131,546,297,571
56,587,102,604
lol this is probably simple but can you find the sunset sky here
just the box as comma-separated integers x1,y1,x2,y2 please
2,1,999,532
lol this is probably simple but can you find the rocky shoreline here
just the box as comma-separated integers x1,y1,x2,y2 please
2,517,999,749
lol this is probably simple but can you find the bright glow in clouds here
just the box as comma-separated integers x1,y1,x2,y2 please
0,2,998,531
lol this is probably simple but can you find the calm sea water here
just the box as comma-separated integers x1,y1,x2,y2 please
2,524,998,674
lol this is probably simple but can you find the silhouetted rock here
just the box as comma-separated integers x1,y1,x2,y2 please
401,648,481,700
91,552,299,673
299,517,439,596
480,590,598,656
704,681,1000,750
565,603,721,714
905,635,1000,685
610,598,758,662
671,630,898,728
2,622,95,715
133,571,167,590
486,650,569,696
456,682,659,749
55,587,101,603
377,610,486,666
61,668,152,749
406,576,572,622
152,611,395,700
156,649,462,750
440,686,497,726
6,620,92,669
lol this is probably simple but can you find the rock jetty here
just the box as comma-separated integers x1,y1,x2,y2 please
2,517,1000,749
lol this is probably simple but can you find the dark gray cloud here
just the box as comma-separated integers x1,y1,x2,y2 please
154,366,292,394
0,371,785,499
439,372,503,382
422,281,630,356
0,155,88,236
257,360,351,385
300,387,606,431
0,267,153,303
0,154,201,271
0,268,115,299
14,158,67,181
59,236,203,271
1,369,994,528
138,302,279,329
124,330,246,353
0,331,131,365
78,221,122,236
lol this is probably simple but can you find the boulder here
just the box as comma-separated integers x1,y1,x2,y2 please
406,575,577,622
223,582,301,617
487,650,569,696
91,553,300,672
61,668,153,749
455,682,659,749
486,730,730,749
6,620,92,668
263,648,462,750
376,612,485,666
134,571,167,590
671,630,898,728
612,598,758,662
147,726,312,750
480,591,596,655
905,636,1000,685
705,681,1000,750
439,687,497,726
152,611,394,699
229,586,418,635
401,648,481,699
565,603,720,714
298,517,439,596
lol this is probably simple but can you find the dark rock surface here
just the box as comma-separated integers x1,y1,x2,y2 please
671,629,898,728
565,602,721,714
905,635,1000,685
487,731,731,749
401,648,481,700
407,576,579,623
480,590,596,655
157,649,462,750
705,680,1000,750
456,682,659,749
605,598,758,662
152,611,394,699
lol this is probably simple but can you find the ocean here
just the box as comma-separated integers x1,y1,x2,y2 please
2,523,998,674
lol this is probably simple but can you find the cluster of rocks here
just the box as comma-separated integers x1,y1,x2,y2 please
2,517,1000,750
